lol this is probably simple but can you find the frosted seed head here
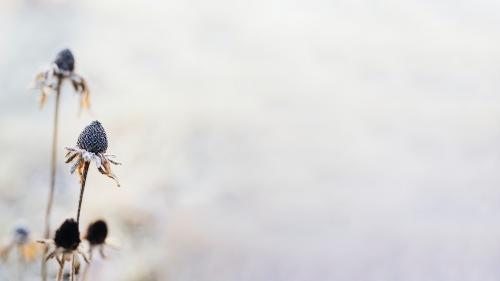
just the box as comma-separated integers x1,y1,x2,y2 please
77,121,108,154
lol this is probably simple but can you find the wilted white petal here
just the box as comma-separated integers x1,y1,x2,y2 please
70,159,81,174
93,155,102,168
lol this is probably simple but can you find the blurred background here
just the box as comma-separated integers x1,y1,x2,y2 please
1,0,500,280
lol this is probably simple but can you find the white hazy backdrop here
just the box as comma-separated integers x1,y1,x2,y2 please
1,0,500,280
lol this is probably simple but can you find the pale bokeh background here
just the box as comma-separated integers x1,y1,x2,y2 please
1,0,500,280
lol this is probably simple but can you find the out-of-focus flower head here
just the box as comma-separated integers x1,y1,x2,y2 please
85,219,117,259
0,226,41,262
33,48,90,110
37,219,89,280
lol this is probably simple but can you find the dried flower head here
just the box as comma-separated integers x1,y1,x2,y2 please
84,220,116,260
38,219,88,281
0,226,40,262
13,227,29,245
54,49,75,73
65,121,120,186
33,48,90,110
77,120,108,154
54,219,80,250
85,220,108,246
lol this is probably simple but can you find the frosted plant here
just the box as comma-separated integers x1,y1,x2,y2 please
65,121,121,223
34,49,89,110
34,49,91,281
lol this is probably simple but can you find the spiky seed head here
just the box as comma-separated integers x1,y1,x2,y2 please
54,219,80,250
85,220,108,245
54,49,75,72
77,121,108,154
13,227,29,244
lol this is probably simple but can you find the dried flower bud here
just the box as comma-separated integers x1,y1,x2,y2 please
85,220,108,246
13,227,29,245
54,49,75,73
54,219,80,250
77,121,108,154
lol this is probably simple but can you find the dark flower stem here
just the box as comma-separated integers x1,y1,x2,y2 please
77,162,90,225
41,76,62,281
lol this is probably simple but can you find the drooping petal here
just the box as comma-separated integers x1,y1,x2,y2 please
70,73,90,112
70,158,82,174
97,159,120,187
93,154,102,169
79,79,90,110
107,158,121,165
65,152,79,163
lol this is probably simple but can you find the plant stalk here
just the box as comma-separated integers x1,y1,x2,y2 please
70,254,75,281
77,162,90,225
56,259,65,281
42,77,62,281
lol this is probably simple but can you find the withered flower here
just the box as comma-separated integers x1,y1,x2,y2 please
66,120,121,187
0,226,40,262
33,48,89,110
65,121,121,223
38,219,88,281
85,220,111,259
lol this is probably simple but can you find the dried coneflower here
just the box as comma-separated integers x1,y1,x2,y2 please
85,220,110,259
38,219,88,281
34,48,90,110
81,220,116,281
0,226,40,262
65,121,121,223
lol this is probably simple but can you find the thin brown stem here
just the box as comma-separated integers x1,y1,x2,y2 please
70,254,75,281
42,76,62,281
56,259,65,281
77,162,90,225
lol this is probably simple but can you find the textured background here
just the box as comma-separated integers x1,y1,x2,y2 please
1,0,500,280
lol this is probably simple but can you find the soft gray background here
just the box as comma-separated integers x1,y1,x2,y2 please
1,0,500,280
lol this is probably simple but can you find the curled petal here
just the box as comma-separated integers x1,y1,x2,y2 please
39,88,48,109
76,163,84,182
80,82,90,110
71,73,90,111
98,159,120,187
102,154,121,165
65,147,80,153
107,158,121,165
66,152,79,163
70,158,82,174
